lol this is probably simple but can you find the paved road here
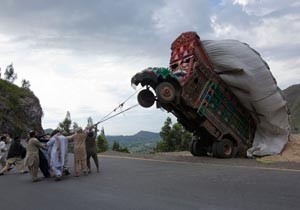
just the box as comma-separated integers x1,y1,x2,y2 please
0,155,300,210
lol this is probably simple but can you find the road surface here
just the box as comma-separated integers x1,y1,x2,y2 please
0,154,299,210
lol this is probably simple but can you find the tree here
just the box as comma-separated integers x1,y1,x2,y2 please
112,141,120,151
156,117,192,152
58,111,72,135
157,117,174,152
96,126,108,153
72,122,79,131
172,123,192,151
87,116,93,128
100,126,105,136
171,123,182,151
181,128,192,150
4,63,17,83
160,117,172,140
118,147,129,153
155,141,169,152
112,141,129,153
97,135,109,153
21,79,31,89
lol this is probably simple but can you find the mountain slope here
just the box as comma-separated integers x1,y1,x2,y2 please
0,79,43,136
283,84,300,133
106,131,161,153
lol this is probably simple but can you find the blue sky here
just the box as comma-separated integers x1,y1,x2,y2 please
0,0,299,135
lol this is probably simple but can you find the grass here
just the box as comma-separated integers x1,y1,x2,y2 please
256,158,275,164
0,79,36,136
0,79,32,110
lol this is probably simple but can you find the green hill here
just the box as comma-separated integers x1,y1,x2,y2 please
283,84,300,133
106,131,161,153
44,128,54,134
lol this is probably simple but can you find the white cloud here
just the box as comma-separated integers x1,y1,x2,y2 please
233,0,254,5
232,0,298,16
210,1,300,88
267,57,300,89
152,0,213,39
253,14,300,48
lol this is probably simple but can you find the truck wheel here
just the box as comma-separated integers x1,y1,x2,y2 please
189,140,196,156
190,140,207,156
232,146,238,157
216,139,234,158
156,82,176,103
212,142,218,157
137,89,155,108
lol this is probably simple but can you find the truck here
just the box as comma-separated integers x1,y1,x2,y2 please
131,32,255,158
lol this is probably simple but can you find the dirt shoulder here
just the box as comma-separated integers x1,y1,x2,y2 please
257,134,300,163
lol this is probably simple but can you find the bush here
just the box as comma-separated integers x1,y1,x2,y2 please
112,141,130,153
155,117,192,152
97,135,109,153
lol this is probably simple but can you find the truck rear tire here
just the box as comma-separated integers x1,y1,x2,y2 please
189,140,196,156
137,89,155,108
212,142,218,157
189,140,207,156
216,139,234,158
156,82,176,103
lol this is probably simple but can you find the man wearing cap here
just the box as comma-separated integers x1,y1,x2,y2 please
67,127,88,177
86,126,99,173
24,131,46,182
0,136,27,175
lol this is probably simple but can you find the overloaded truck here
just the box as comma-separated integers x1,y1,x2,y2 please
131,32,256,158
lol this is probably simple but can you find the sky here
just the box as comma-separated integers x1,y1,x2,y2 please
0,0,299,135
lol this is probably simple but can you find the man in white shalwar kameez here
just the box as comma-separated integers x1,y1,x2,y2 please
47,130,66,181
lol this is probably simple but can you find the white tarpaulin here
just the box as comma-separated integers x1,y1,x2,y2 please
202,40,290,157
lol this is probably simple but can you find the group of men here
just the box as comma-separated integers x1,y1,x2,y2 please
0,126,100,182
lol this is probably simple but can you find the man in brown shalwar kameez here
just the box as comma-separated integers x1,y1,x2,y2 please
67,128,88,177
24,131,46,182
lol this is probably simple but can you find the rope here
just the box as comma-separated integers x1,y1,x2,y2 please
95,104,139,125
94,87,142,125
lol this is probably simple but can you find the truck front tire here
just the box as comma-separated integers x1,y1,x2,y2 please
137,89,155,108
156,82,176,103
